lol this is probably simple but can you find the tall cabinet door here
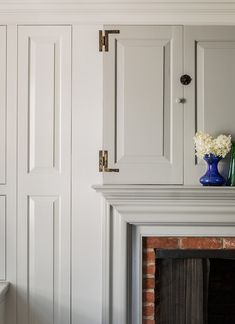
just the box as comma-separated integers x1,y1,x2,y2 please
17,26,71,324
103,26,184,184
184,26,235,184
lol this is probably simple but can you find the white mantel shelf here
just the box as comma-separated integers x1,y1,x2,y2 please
93,185,235,201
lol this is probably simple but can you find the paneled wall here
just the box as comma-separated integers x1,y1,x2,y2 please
2,4,235,324
1,23,103,324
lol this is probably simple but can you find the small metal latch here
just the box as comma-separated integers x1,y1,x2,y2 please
99,30,120,52
175,98,186,104
99,150,119,172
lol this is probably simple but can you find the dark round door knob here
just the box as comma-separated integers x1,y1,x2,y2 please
180,74,192,85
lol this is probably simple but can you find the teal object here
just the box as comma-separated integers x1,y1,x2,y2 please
227,141,235,186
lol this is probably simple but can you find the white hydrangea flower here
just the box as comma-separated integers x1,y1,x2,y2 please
194,131,231,159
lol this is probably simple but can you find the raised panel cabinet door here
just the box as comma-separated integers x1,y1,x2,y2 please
103,26,184,184
184,26,235,184
17,26,71,324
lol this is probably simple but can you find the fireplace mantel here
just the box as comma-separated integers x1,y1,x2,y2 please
93,185,235,324
93,185,235,201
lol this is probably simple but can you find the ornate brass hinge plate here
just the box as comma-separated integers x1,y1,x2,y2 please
99,150,119,172
99,30,120,52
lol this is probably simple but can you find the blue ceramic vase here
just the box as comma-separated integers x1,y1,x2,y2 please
200,154,225,186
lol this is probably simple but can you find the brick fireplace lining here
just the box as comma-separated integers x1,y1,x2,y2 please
142,237,235,324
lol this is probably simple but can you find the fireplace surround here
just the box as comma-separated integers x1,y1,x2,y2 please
93,185,235,324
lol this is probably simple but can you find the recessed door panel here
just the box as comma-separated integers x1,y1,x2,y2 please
28,38,61,173
197,41,235,137
103,26,183,184
28,196,59,324
116,39,169,162
184,27,235,184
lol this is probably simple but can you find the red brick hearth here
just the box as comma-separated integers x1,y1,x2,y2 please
142,237,235,324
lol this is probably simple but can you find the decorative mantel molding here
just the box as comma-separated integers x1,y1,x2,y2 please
93,185,235,324
93,185,235,201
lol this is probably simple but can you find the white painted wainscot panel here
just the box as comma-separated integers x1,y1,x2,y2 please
17,26,71,324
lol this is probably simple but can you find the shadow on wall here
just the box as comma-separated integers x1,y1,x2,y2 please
6,287,102,324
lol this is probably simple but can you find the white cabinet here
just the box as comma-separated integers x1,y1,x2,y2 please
17,26,72,324
184,26,235,184
102,25,235,184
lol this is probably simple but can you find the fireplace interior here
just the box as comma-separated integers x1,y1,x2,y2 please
155,250,235,324
142,237,235,324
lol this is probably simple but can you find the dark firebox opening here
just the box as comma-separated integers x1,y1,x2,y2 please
155,250,235,324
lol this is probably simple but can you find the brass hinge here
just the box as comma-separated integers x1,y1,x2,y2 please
99,30,120,52
99,150,119,172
